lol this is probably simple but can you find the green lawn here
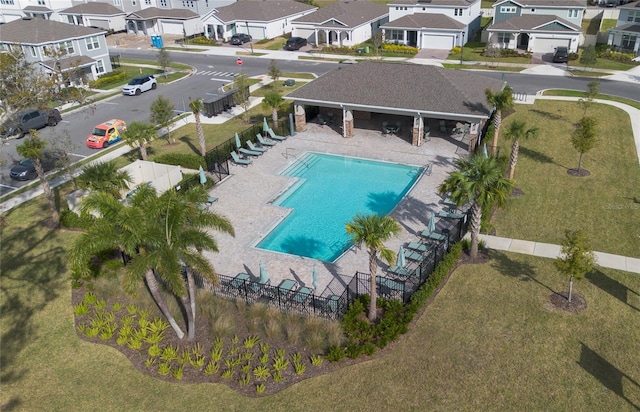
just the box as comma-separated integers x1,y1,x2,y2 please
601,18,618,31
92,67,188,90
493,101,640,258
448,42,532,64
443,63,524,72
568,52,637,71
541,90,640,110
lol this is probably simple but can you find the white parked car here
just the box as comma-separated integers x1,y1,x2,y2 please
122,75,157,96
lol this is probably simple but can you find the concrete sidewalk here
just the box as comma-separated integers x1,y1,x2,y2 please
476,234,640,274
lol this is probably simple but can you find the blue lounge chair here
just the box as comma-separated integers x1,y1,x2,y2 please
238,147,262,157
406,242,433,253
247,141,267,153
257,133,276,146
438,211,465,219
231,151,251,166
267,128,287,141
420,230,446,241
404,249,425,262
290,287,313,305
388,265,414,277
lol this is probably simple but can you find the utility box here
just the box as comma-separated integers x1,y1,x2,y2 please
284,79,295,87
201,86,249,117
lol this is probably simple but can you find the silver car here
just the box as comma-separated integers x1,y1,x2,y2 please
122,75,157,96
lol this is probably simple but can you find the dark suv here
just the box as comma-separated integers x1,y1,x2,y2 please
552,46,569,63
284,37,307,51
0,108,62,139
230,33,252,45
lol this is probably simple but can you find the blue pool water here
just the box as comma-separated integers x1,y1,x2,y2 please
256,153,423,262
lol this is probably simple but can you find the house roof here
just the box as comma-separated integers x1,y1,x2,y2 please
610,23,640,33
493,0,585,8
209,1,317,23
23,6,52,12
619,0,640,9
389,0,480,6
0,18,105,45
292,0,388,29
40,55,96,71
488,14,580,31
60,3,126,16
127,7,199,20
381,13,465,30
287,62,505,119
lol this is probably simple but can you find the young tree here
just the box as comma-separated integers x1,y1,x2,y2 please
150,95,176,144
157,48,171,79
484,43,501,67
345,214,401,322
77,160,132,199
503,120,539,180
123,121,156,161
579,45,597,71
16,131,59,226
554,229,596,302
48,129,79,190
232,72,252,122
570,116,598,174
371,31,383,59
188,98,207,156
439,154,513,260
267,60,281,84
579,81,600,116
485,85,514,155
262,92,284,128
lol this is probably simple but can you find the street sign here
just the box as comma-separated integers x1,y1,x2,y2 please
237,58,243,65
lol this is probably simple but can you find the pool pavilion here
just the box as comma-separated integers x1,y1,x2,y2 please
287,62,507,150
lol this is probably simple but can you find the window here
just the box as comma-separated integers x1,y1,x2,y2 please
95,59,105,74
567,9,578,18
160,0,167,6
60,40,74,54
67,15,74,24
145,0,151,4
500,6,516,13
0,0,15,4
530,8,535,12
497,33,510,44
454,8,462,16
85,36,100,50
386,29,404,41
182,0,194,7
628,11,640,23
621,34,637,49
30,46,37,57
132,0,136,5
113,0,121,5
37,0,45,4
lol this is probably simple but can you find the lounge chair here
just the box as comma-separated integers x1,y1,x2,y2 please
238,147,262,157
207,196,218,205
388,265,414,277
290,287,313,305
267,128,287,141
406,242,433,253
420,230,446,241
230,151,251,166
438,211,465,219
246,141,267,153
404,249,425,262
322,295,341,315
257,133,276,146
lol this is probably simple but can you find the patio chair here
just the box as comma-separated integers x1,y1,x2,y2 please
406,242,433,253
438,210,465,220
322,295,341,315
290,287,313,305
420,230,447,242
231,151,252,166
238,146,262,157
230,273,251,289
246,141,267,153
404,249,425,262
387,264,414,277
257,133,276,146
267,128,287,141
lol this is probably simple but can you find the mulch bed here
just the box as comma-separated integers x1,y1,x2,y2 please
567,168,590,177
548,291,587,313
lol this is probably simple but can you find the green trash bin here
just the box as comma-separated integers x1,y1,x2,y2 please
365,46,370,53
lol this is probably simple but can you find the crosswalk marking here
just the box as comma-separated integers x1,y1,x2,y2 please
195,70,237,77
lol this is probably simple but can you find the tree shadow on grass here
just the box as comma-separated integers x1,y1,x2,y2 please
179,135,200,156
577,342,640,411
519,146,554,164
530,108,565,121
490,250,555,293
586,269,639,313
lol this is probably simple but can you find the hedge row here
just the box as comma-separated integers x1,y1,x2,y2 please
88,70,126,89
382,43,419,55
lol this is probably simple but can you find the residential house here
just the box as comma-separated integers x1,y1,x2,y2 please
163,0,236,18
607,0,640,56
381,0,481,50
59,3,127,32
0,17,112,83
201,0,316,42
486,0,585,53
125,7,202,35
291,0,388,47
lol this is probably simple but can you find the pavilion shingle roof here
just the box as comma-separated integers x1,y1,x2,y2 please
60,3,126,16
382,13,465,30
212,1,317,22
488,15,580,31
287,62,505,118
0,18,104,44
127,7,199,20
292,0,388,28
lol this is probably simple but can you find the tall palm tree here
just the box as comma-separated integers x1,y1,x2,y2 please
262,91,283,129
16,131,59,226
485,85,513,155
439,154,513,260
189,98,207,156
503,120,539,180
346,214,401,322
77,160,132,199
123,121,155,161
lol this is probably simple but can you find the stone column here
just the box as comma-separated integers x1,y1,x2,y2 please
343,109,353,138
412,116,424,146
468,122,481,152
294,105,306,132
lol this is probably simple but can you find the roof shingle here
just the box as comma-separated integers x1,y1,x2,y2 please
211,1,317,23
60,3,126,16
127,7,199,20
292,0,388,28
0,18,104,44
382,13,465,30
488,14,580,31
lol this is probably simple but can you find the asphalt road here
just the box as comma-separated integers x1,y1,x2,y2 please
1,50,638,196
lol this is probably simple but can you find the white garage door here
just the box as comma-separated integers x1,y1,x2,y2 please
162,22,184,35
533,38,570,53
421,34,455,50
89,19,109,29
247,26,265,39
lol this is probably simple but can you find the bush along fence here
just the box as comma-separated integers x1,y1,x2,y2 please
195,210,470,322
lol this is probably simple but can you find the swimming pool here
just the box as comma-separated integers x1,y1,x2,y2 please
256,153,423,262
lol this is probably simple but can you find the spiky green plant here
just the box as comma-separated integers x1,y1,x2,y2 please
111,302,124,312
204,360,219,375
158,362,171,376
172,366,183,380
221,369,233,380
148,344,162,357
243,335,260,349
310,355,324,366
145,357,156,369
256,383,266,394
253,365,270,381
74,302,90,316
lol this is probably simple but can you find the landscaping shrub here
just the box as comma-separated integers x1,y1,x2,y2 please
594,44,638,64
381,43,419,55
153,153,204,170
60,209,94,230
88,70,126,89
187,35,218,46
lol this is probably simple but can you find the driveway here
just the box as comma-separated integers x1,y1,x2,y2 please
414,49,450,60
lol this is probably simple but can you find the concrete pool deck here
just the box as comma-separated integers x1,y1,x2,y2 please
203,123,467,294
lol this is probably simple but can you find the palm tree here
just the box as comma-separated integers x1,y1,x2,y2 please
189,98,207,156
77,160,132,199
439,154,513,260
503,120,539,180
262,91,283,129
485,85,513,155
16,131,59,226
123,121,155,161
345,214,401,322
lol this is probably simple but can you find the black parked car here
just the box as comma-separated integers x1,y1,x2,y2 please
552,46,569,63
230,33,252,45
9,151,61,181
284,37,307,51
0,108,62,139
